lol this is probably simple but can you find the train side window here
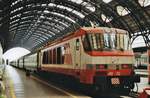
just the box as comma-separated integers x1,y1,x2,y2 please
61,46,65,64
76,39,80,50
42,52,44,64
57,47,61,64
49,50,52,64
50,50,52,64
53,49,57,64
42,51,46,64
46,51,49,64
47,50,50,64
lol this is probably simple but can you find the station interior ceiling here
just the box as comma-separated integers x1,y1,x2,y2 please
0,0,149,52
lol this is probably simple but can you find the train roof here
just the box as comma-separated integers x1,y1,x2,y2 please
81,27,128,34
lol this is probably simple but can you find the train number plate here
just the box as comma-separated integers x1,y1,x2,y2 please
111,78,120,85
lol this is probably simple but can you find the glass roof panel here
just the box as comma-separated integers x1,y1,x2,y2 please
20,20,31,24
11,0,23,7
70,0,83,4
82,2,95,12
10,19,20,24
48,3,85,18
70,0,95,12
21,16,34,20
50,12,76,23
138,0,150,7
11,7,23,14
48,31,56,36
101,14,113,22
102,0,112,3
116,6,130,16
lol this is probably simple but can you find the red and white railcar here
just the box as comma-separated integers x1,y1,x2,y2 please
40,27,140,90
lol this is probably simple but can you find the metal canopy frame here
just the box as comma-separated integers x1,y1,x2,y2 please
0,0,149,52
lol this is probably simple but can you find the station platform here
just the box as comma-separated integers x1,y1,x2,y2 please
135,69,148,77
4,65,91,98
2,65,150,98
134,69,150,93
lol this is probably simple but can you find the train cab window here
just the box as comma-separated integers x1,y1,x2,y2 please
104,33,111,49
110,33,116,49
82,35,91,51
91,34,98,49
96,33,104,49
82,32,130,51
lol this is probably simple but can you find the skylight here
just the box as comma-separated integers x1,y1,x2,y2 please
50,12,76,23
101,14,113,23
70,0,83,4
138,0,150,7
102,0,112,3
117,6,130,16
67,0,95,12
48,3,85,18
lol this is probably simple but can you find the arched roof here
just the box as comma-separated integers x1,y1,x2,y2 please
0,0,149,52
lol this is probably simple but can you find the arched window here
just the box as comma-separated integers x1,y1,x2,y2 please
131,36,146,48
116,6,130,16
138,0,150,7
101,14,113,23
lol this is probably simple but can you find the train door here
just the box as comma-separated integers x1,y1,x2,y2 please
75,39,81,69
23,58,25,69
17,60,19,67
37,51,41,70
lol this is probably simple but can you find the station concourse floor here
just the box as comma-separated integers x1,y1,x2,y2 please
4,65,90,98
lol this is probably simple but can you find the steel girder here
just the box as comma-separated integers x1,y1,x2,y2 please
0,0,150,52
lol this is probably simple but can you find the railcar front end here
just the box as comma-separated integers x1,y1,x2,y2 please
40,27,140,92
80,27,140,91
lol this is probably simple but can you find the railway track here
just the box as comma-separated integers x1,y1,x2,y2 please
32,71,140,98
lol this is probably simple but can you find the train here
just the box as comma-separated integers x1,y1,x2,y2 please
10,27,140,92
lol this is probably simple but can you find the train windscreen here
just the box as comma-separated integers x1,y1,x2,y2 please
82,33,131,51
